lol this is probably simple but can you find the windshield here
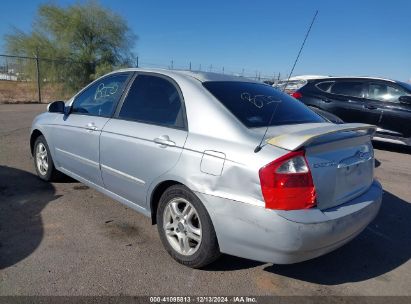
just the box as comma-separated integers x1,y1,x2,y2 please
203,81,324,128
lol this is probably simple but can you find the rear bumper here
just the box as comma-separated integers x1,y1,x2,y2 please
196,180,382,264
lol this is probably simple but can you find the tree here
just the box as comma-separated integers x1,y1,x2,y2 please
4,1,137,92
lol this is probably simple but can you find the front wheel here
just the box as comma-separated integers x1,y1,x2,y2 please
33,135,61,181
157,185,220,268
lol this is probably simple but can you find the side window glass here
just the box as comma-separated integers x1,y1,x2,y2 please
119,75,185,128
316,81,334,92
330,81,364,98
72,74,130,117
368,83,405,103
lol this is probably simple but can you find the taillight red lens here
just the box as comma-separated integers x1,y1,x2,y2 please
259,150,316,210
292,91,302,99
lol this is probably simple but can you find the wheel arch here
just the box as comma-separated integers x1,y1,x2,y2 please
150,180,183,225
30,129,44,156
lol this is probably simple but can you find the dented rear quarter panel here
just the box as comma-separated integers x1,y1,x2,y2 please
146,131,289,210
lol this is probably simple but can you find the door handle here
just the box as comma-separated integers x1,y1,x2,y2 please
321,98,331,103
85,122,97,131
154,135,176,148
364,105,378,110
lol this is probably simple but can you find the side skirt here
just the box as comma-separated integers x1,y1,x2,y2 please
58,166,151,218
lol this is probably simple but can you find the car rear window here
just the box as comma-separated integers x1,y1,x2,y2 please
203,81,324,128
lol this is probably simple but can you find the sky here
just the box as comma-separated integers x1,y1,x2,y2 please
1,0,410,81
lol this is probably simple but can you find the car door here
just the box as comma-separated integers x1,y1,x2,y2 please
51,72,132,186
322,80,380,124
99,73,188,208
366,82,411,138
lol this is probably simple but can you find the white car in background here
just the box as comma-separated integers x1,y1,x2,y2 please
274,75,329,94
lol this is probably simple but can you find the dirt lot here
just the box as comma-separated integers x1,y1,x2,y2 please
1,104,411,296
0,80,70,104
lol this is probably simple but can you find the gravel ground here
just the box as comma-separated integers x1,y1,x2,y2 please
1,104,410,296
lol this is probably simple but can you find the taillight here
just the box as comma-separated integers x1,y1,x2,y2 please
292,91,302,99
259,150,316,210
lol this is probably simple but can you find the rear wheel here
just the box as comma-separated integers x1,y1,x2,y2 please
157,185,220,268
33,135,60,181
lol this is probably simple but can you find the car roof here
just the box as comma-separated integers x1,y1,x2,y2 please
113,68,259,83
287,75,330,81
308,76,398,83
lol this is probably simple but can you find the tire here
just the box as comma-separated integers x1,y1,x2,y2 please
157,185,220,268
33,135,61,181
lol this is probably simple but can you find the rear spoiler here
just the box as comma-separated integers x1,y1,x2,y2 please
266,123,376,151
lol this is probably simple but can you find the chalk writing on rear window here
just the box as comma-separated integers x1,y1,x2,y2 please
240,92,281,108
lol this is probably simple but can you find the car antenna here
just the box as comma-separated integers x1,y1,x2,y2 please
254,10,319,153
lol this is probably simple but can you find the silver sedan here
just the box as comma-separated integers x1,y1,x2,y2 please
30,69,382,268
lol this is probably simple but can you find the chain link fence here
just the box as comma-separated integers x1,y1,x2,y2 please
0,54,281,104
0,54,79,104
135,57,281,84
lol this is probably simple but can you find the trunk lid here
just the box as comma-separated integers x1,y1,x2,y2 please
266,123,376,210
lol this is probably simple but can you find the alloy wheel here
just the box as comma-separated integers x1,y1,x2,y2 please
163,197,202,256
36,142,48,176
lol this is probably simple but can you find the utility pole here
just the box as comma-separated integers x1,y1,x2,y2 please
35,48,42,103
136,56,139,68
171,60,174,70
222,67,225,74
189,62,192,71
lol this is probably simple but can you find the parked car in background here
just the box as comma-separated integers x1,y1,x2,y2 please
273,75,329,94
30,69,382,268
293,77,411,146
308,106,344,124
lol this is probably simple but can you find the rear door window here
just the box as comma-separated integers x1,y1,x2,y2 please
118,74,186,129
330,81,365,98
203,81,324,128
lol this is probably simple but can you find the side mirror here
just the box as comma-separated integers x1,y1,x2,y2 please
399,95,411,105
47,100,65,113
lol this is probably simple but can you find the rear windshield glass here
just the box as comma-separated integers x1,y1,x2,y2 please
203,81,324,128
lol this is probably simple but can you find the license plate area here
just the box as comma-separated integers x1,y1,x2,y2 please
334,158,374,204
